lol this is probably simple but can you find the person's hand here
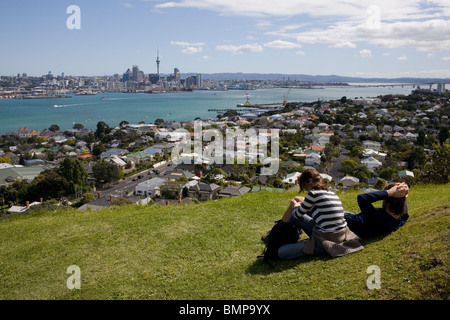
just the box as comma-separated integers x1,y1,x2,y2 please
387,183,409,198
291,198,302,207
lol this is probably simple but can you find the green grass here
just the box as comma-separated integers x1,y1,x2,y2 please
0,184,449,300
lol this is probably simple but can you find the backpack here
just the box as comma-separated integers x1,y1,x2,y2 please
259,220,300,267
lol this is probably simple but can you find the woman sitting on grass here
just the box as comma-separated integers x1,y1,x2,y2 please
344,182,409,239
273,168,364,260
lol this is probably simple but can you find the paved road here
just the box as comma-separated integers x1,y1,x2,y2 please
328,147,347,181
96,162,173,198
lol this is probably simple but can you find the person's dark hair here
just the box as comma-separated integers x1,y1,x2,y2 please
298,168,328,192
383,183,407,216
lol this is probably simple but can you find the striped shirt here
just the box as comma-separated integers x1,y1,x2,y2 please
293,190,347,232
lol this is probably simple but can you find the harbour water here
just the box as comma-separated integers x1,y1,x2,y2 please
0,84,416,134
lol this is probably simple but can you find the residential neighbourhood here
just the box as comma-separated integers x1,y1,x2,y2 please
1,91,449,215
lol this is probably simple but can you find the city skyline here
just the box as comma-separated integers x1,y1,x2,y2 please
1,0,450,78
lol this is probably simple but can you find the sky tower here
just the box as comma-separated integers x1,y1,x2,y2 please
156,50,160,76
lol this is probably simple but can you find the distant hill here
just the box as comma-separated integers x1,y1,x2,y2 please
178,72,450,83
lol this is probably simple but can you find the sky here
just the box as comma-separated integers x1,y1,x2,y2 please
1,0,450,79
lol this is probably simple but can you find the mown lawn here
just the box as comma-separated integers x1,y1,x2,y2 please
0,184,448,300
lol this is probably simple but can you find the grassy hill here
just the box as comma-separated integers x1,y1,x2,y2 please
0,184,449,300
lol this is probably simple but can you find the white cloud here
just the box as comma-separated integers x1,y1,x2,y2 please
216,43,263,54
295,50,306,56
442,56,450,61
120,2,133,8
289,19,450,52
398,56,408,60
171,41,206,47
154,0,445,20
256,20,273,28
330,42,357,48
171,41,205,54
181,47,203,54
157,1,450,53
359,49,372,58
263,40,302,49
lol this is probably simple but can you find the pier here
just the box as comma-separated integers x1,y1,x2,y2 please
208,108,255,113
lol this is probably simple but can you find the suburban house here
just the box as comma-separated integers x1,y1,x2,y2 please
362,140,381,150
100,148,128,159
108,155,128,170
305,152,321,168
282,171,301,184
304,145,324,154
339,176,360,188
135,177,167,197
398,170,414,178
361,156,382,172
18,128,29,138
188,182,221,201
363,149,387,162
218,185,251,198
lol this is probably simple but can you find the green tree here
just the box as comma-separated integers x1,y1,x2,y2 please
379,167,396,181
59,158,88,194
92,161,121,185
25,170,68,202
341,158,359,175
349,145,365,159
49,124,60,132
421,139,450,184
95,121,111,141
439,127,449,144
73,123,84,130
403,146,427,170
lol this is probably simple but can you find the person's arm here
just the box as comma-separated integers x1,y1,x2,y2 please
293,192,315,219
357,183,409,218
357,190,388,218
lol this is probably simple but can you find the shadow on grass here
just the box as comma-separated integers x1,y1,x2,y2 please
246,254,330,275
246,233,391,275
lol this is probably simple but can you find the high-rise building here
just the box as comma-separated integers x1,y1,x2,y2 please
196,73,202,88
123,68,132,82
174,68,181,81
132,65,140,82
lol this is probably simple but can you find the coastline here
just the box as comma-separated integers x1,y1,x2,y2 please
0,85,416,134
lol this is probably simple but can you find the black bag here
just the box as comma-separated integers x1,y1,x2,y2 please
260,220,300,266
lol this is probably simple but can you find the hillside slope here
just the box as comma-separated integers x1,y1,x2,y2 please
0,184,449,300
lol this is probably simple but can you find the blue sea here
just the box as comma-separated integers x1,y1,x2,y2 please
0,84,416,134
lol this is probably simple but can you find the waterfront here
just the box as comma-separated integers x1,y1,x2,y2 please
0,84,416,134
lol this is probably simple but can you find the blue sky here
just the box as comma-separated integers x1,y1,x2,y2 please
1,0,450,78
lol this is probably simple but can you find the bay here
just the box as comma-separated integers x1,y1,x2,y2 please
0,84,415,134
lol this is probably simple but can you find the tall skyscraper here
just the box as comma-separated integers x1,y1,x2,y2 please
123,68,132,82
196,73,202,88
174,68,180,81
132,65,139,82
